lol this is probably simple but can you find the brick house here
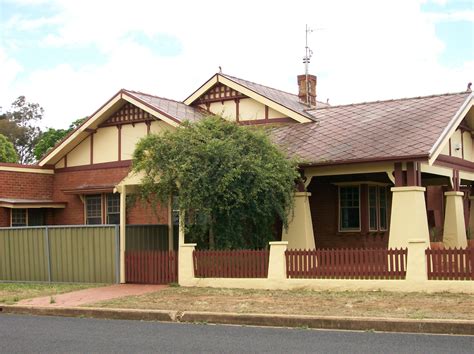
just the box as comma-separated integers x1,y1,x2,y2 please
1,72,473,260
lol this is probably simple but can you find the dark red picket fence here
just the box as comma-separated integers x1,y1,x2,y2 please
125,250,178,284
426,247,473,280
193,249,269,278
285,248,407,279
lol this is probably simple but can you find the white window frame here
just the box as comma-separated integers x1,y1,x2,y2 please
338,185,361,232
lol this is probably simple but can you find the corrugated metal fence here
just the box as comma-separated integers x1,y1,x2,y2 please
0,225,119,283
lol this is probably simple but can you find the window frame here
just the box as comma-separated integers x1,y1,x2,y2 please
378,186,388,231
338,185,361,232
368,185,379,231
106,193,120,225
11,208,27,227
85,194,103,225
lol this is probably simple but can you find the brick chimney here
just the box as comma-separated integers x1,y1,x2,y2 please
297,74,317,107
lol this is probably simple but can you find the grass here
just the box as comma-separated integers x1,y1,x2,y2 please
0,283,99,305
87,287,474,321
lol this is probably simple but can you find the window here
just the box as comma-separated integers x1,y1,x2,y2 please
11,209,27,227
368,186,378,231
85,195,102,224
28,209,45,226
379,187,388,230
339,186,360,231
106,193,120,224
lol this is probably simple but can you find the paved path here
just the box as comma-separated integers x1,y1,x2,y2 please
17,284,165,307
1,314,473,353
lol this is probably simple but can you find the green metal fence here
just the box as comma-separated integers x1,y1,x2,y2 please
126,224,175,251
0,225,119,283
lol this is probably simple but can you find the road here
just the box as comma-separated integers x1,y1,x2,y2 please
0,314,472,353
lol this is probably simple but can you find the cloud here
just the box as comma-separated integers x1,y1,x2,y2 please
1,0,472,128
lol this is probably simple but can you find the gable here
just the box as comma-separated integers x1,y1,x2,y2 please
191,81,300,124
99,102,156,127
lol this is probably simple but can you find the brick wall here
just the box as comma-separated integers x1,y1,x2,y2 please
0,207,9,227
0,170,53,200
308,180,389,249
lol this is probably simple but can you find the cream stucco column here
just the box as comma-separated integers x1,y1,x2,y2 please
282,192,315,250
405,239,428,282
388,187,430,249
443,191,467,248
119,185,127,283
267,241,288,280
178,243,196,286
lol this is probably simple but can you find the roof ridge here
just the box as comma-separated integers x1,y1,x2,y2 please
123,89,184,104
221,73,300,99
311,91,471,111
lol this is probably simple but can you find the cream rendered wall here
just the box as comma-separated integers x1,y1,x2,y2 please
93,126,118,164
450,129,463,159
268,106,283,119
440,141,450,156
209,101,236,121
150,120,174,135
239,98,265,121
121,123,147,160
55,158,65,169
464,131,473,162
67,136,90,167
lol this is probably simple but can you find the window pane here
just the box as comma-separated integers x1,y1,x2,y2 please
12,209,27,227
106,193,120,224
28,209,45,226
379,187,387,230
339,186,360,230
86,195,102,225
368,186,377,230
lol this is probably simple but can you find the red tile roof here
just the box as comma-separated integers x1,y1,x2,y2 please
270,92,472,165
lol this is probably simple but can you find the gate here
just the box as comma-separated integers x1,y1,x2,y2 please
125,225,178,284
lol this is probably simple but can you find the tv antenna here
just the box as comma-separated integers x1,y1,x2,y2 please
303,24,314,105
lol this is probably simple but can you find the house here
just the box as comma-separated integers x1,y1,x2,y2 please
1,72,473,279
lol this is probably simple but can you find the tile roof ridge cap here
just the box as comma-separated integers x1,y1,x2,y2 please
221,73,301,98
123,89,183,104
310,91,471,111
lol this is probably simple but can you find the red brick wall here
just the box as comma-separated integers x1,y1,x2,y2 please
308,181,389,249
0,170,53,200
0,207,9,227
52,166,167,225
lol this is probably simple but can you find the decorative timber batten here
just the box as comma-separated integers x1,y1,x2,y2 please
394,161,422,187
194,83,246,104
99,102,156,127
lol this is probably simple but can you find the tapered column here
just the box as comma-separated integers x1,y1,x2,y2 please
443,191,467,248
388,187,430,248
119,185,127,283
282,192,315,250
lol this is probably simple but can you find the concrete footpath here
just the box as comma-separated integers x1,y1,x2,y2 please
1,305,473,336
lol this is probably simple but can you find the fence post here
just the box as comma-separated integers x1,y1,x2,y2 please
406,239,428,282
267,241,288,280
115,225,120,284
178,243,196,286
44,227,52,283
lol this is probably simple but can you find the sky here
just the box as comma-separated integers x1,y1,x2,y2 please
0,0,473,129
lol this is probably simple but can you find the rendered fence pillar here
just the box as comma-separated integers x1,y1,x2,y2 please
388,187,430,248
282,192,315,250
119,185,127,283
406,239,428,282
443,191,467,248
267,241,288,280
178,209,185,246
178,243,196,286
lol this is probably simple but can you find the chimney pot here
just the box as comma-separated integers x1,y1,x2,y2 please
297,74,317,107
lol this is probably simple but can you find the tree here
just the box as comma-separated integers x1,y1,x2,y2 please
133,116,299,250
0,96,43,164
0,133,18,163
34,117,87,160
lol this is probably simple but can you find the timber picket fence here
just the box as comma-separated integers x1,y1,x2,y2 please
125,250,178,284
193,249,269,278
426,247,473,280
285,248,407,279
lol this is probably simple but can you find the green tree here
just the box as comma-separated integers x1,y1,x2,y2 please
0,96,43,164
133,116,299,250
34,117,87,160
0,133,18,163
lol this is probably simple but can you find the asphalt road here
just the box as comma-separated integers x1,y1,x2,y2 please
0,314,472,353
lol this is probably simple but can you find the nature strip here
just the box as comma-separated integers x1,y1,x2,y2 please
1,305,473,336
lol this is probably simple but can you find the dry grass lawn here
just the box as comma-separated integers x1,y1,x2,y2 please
0,283,99,305
88,287,474,320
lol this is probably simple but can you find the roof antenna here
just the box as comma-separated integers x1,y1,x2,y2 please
303,24,313,105
219,66,222,74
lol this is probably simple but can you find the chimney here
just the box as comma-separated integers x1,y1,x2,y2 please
297,74,317,107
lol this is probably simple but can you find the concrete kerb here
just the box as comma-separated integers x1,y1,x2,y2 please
1,305,473,335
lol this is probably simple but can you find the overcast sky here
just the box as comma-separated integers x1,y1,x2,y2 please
1,0,473,128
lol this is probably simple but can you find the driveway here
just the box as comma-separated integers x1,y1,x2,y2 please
17,284,165,307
